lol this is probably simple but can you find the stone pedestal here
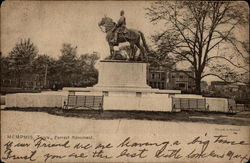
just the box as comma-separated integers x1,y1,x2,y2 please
64,60,181,94
95,60,150,89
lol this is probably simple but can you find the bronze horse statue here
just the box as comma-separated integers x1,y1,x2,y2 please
98,16,149,61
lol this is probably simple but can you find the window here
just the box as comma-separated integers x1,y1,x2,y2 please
136,92,142,97
179,83,186,88
172,75,175,78
180,75,183,78
151,73,155,79
155,73,159,79
161,73,165,80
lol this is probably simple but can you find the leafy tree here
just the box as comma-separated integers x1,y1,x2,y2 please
9,38,38,86
56,43,78,87
79,52,100,66
146,1,249,94
56,44,100,87
32,54,55,88
2,41,100,89
78,52,100,87
1,54,11,78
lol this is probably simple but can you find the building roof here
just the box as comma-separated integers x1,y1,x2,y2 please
211,81,247,87
211,81,228,85
170,70,193,73
149,70,165,73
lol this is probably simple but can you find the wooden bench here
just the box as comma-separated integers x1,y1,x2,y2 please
172,98,208,111
64,95,104,112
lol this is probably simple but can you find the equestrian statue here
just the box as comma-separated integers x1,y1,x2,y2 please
98,10,149,61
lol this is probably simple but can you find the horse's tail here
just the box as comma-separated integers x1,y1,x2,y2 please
138,31,149,53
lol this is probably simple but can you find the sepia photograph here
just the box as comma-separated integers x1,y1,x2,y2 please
1,0,249,162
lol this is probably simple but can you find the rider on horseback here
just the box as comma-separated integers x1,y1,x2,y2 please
98,12,149,61
111,10,127,44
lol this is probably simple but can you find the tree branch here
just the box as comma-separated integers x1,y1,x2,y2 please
206,56,249,71
207,22,238,53
154,59,195,80
201,73,249,84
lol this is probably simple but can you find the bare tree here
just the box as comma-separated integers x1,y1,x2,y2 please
146,1,249,94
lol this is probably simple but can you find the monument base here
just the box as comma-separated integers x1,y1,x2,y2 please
63,60,181,112
62,87,177,112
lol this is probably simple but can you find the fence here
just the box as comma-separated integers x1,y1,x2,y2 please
172,98,207,111
235,104,250,112
172,97,246,113
228,99,250,112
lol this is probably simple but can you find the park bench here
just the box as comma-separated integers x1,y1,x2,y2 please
172,98,208,111
64,95,104,112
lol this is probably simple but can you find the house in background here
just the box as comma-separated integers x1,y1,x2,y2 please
201,80,209,93
209,81,250,100
147,66,167,89
209,81,237,98
166,70,195,93
147,66,195,93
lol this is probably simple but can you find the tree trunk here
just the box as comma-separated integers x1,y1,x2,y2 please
17,71,21,88
195,72,202,94
44,64,48,88
195,79,201,94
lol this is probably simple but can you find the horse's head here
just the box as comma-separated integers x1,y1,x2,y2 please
98,16,115,32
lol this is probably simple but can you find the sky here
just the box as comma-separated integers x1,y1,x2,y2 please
1,1,158,59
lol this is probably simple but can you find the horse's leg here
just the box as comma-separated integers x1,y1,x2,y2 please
109,45,114,60
130,43,135,61
125,52,130,61
135,41,146,61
